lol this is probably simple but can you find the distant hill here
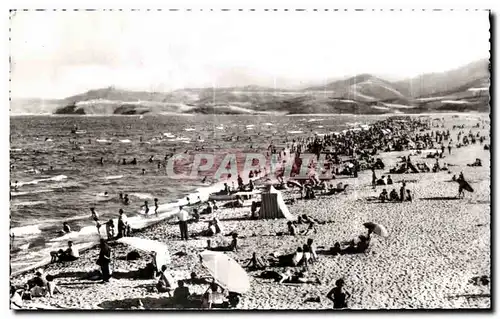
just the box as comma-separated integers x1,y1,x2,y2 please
9,59,490,115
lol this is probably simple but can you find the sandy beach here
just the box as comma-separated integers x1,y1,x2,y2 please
10,115,490,310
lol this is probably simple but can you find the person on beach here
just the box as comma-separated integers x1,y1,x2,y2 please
90,207,99,222
329,242,342,256
307,238,318,262
191,209,200,223
97,238,112,283
154,198,159,214
10,285,23,309
105,219,116,240
237,175,244,190
62,222,71,234
287,221,297,236
387,175,393,185
176,206,190,240
156,265,176,296
173,280,191,308
118,209,128,238
244,252,267,271
389,189,399,201
303,220,318,235
379,189,388,203
53,241,79,262
46,274,61,297
406,190,413,202
399,181,406,202
201,281,227,309
326,278,350,309
143,201,150,215
207,233,238,252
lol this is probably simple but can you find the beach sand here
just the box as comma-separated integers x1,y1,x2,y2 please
10,119,490,310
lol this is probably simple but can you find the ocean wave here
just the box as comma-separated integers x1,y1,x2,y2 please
12,201,46,207
10,224,42,236
104,175,123,180
120,139,132,143
11,189,55,197
16,175,68,187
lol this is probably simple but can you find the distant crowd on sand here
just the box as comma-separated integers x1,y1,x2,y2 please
11,116,489,310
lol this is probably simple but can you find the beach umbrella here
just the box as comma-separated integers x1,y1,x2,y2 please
199,250,250,294
117,237,171,268
363,222,389,237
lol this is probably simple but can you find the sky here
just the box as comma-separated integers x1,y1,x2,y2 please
10,10,490,99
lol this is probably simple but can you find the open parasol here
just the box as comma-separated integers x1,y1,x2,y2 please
199,250,250,294
363,222,389,237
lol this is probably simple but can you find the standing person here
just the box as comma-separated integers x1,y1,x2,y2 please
448,144,452,155
143,201,150,215
97,239,112,283
371,168,377,186
399,181,406,202
154,198,159,214
326,278,351,309
118,209,128,238
176,206,190,240
90,207,99,222
62,222,71,234
105,219,115,240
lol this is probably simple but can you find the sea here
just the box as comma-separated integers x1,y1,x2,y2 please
9,114,385,275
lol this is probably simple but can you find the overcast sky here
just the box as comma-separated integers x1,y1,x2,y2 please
10,10,490,98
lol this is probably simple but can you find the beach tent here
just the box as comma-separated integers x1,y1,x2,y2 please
258,186,294,220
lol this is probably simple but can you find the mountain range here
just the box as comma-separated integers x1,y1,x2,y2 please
10,59,490,115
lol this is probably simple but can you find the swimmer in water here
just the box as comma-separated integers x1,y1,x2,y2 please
63,222,71,233
131,158,137,165
148,156,154,163
13,181,19,190
100,157,104,165
103,192,109,197
123,194,130,205
90,207,99,222
154,198,159,214
157,162,162,169
143,201,149,215
72,156,76,162
202,176,207,183
186,197,191,206
119,193,123,201
122,159,127,165
142,168,146,175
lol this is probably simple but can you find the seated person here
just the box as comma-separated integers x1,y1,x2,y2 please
206,233,238,252
379,189,388,203
201,202,213,215
244,252,267,271
51,241,80,262
10,285,23,309
156,265,176,296
173,280,191,307
287,221,297,236
201,281,228,309
406,190,413,202
306,238,318,262
46,274,61,297
386,176,393,185
356,235,370,253
389,189,399,201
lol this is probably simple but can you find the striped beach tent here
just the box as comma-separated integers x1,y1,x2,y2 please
258,186,294,220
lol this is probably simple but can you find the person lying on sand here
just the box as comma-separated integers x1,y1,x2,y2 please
206,233,238,252
182,272,211,285
279,269,321,285
270,247,304,267
155,265,176,296
244,252,268,271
